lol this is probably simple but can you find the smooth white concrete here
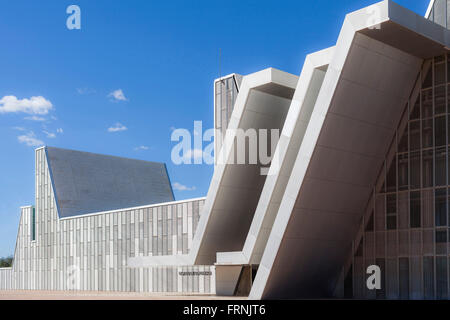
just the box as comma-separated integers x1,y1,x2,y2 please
250,0,450,299
129,68,298,268
215,265,243,296
216,47,334,267
426,0,435,18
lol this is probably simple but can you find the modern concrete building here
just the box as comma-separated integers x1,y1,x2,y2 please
0,147,213,293
2,0,450,299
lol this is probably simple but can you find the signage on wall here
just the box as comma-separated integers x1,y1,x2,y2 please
179,271,212,276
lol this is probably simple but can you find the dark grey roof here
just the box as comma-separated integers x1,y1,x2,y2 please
45,147,174,218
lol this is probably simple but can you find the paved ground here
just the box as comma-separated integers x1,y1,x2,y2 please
0,290,247,300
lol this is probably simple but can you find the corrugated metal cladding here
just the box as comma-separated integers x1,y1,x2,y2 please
0,148,215,293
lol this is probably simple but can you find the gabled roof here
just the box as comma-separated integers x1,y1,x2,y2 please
45,147,174,218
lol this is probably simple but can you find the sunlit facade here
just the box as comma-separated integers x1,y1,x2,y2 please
3,0,450,300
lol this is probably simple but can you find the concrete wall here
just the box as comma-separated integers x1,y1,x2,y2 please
427,0,449,29
0,268,12,290
0,148,215,293
214,74,242,163
249,0,449,299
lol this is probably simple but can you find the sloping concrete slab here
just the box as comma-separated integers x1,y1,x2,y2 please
250,0,449,299
129,68,298,267
216,47,335,266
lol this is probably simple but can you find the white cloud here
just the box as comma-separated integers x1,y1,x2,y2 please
17,132,44,147
108,89,127,102
12,126,26,131
24,116,46,121
0,95,53,115
108,123,127,132
57,128,64,134
43,130,56,139
172,182,196,191
134,145,149,151
185,148,204,160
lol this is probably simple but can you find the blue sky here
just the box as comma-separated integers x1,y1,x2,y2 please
0,0,429,257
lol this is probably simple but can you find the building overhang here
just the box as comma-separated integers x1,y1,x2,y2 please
195,68,298,265
216,46,335,268
128,68,298,268
360,3,450,59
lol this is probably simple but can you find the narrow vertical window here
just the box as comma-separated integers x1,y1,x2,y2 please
31,207,36,241
436,257,448,300
423,257,435,300
435,188,447,227
386,194,397,230
399,257,409,299
398,153,409,191
410,191,421,228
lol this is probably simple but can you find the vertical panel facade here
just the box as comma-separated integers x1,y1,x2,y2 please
345,55,450,299
214,74,242,162
428,0,450,29
0,148,214,293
